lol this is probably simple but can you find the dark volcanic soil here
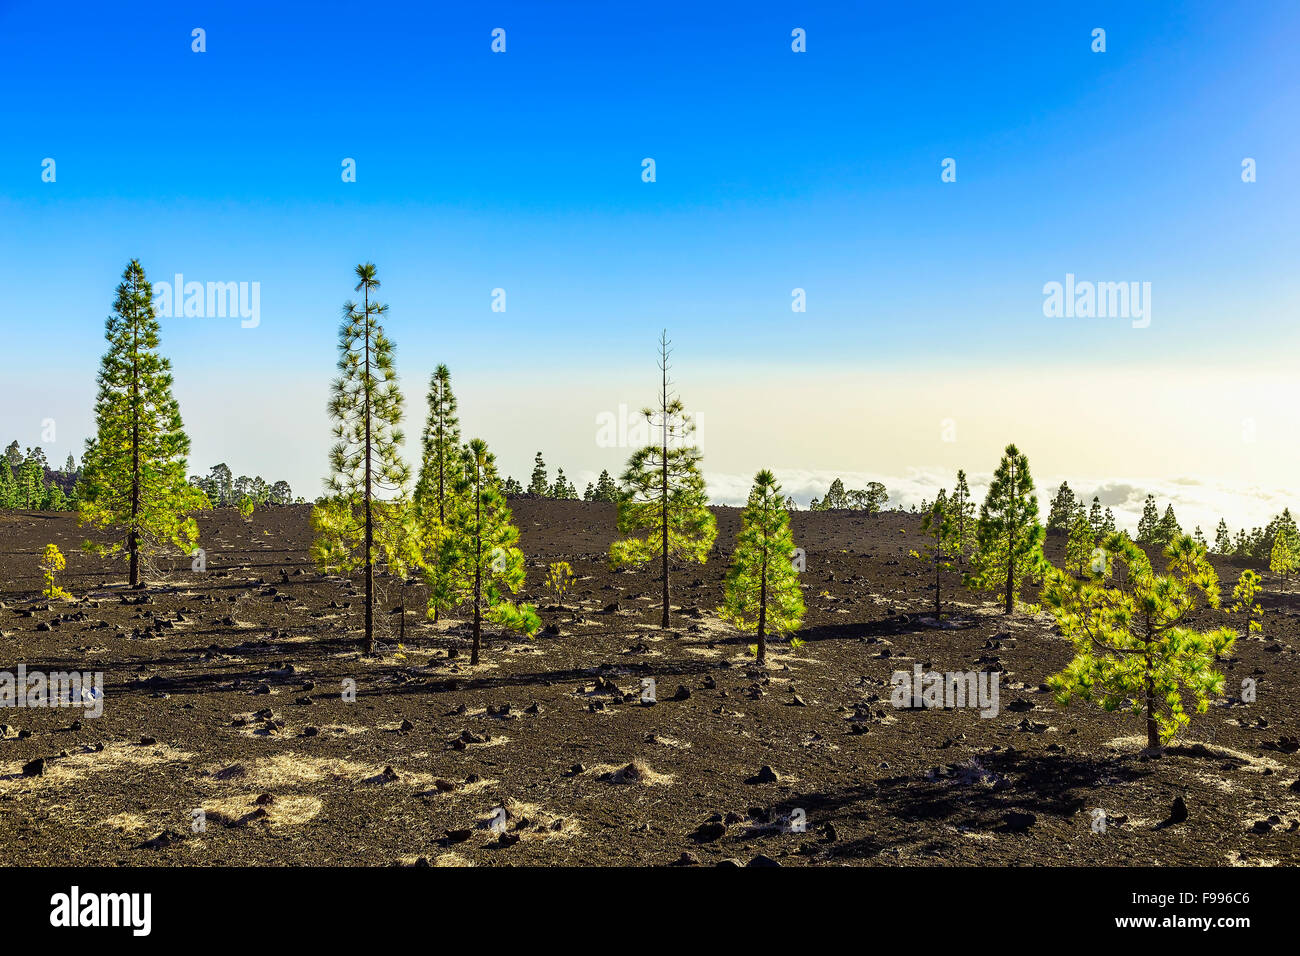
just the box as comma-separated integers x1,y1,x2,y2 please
1,502,1297,866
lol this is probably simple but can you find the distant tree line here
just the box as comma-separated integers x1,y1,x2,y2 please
188,463,296,507
500,452,620,503
0,441,78,510
808,478,889,513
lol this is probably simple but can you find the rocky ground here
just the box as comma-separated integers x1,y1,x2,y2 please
1,501,1297,867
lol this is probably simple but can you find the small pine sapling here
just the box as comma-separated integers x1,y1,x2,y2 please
545,560,575,610
39,544,71,600
1230,569,1263,640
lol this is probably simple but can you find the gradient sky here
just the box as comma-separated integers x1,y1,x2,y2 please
1,1,1297,532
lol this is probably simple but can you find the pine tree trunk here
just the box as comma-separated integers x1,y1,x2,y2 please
434,411,444,624
935,544,942,620
363,286,374,657
471,468,483,666
129,285,141,589
660,360,670,630
757,549,767,666
1004,468,1016,615
1144,638,1160,751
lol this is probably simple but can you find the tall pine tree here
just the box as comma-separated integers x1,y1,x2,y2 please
610,332,717,628
78,259,202,586
413,364,462,623
310,263,411,655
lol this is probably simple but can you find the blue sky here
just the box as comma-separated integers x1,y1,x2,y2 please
1,1,1297,527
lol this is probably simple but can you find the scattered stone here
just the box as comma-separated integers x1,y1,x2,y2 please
691,821,727,842
747,765,780,784
1000,811,1037,833
1167,796,1188,825
21,757,45,777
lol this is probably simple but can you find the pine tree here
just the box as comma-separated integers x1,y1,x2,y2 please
311,263,411,655
949,470,975,564
1043,533,1236,751
413,364,462,623
610,332,718,628
1137,494,1160,543
1046,481,1076,533
78,259,203,586
39,544,71,600
413,364,461,523
1230,569,1263,639
17,451,44,508
965,443,1045,614
502,476,522,497
1102,507,1117,534
920,489,957,620
551,468,576,499
528,452,549,496
0,460,16,508
583,482,595,501
1213,519,1231,554
720,470,804,665
1270,526,1298,585
594,469,619,503
1155,504,1182,546
1088,496,1104,536
3,442,21,470
435,438,540,665
1065,507,1095,577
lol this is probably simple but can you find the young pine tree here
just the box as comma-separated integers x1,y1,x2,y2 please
1213,519,1231,555
1064,507,1095,577
1046,481,1076,533
1269,527,1298,586
0,459,17,508
920,490,958,620
1155,504,1182,546
965,443,1045,614
609,332,717,628
1102,507,1117,534
720,470,805,665
1043,533,1237,751
1230,569,1264,640
528,452,549,496
1088,497,1104,536
594,468,619,503
18,450,46,508
949,470,975,565
1137,494,1160,543
78,259,203,586
413,364,462,623
39,544,71,600
436,439,540,665
311,263,411,656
